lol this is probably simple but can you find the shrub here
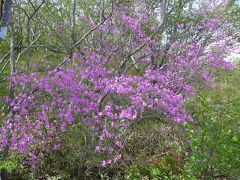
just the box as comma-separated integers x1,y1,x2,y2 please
184,67,240,179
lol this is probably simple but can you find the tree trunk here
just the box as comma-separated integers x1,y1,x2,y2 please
71,0,77,46
1,6,15,180
0,0,13,41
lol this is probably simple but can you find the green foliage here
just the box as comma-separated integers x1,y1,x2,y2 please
0,159,18,172
124,155,195,180
184,66,240,179
0,153,23,172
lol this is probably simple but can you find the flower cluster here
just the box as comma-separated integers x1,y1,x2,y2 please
0,0,237,167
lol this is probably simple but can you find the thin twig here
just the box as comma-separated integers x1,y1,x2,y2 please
55,0,115,69
16,33,42,63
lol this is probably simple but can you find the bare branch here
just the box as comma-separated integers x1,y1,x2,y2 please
56,0,115,69
16,33,42,63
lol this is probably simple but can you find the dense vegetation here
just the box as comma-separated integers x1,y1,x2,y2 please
0,0,239,179
1,65,240,179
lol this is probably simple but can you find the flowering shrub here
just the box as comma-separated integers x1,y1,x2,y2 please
0,0,238,168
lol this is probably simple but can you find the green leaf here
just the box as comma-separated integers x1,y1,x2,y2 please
232,136,238,142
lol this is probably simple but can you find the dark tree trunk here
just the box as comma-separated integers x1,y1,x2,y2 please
0,0,4,19
0,0,13,41
0,169,8,180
